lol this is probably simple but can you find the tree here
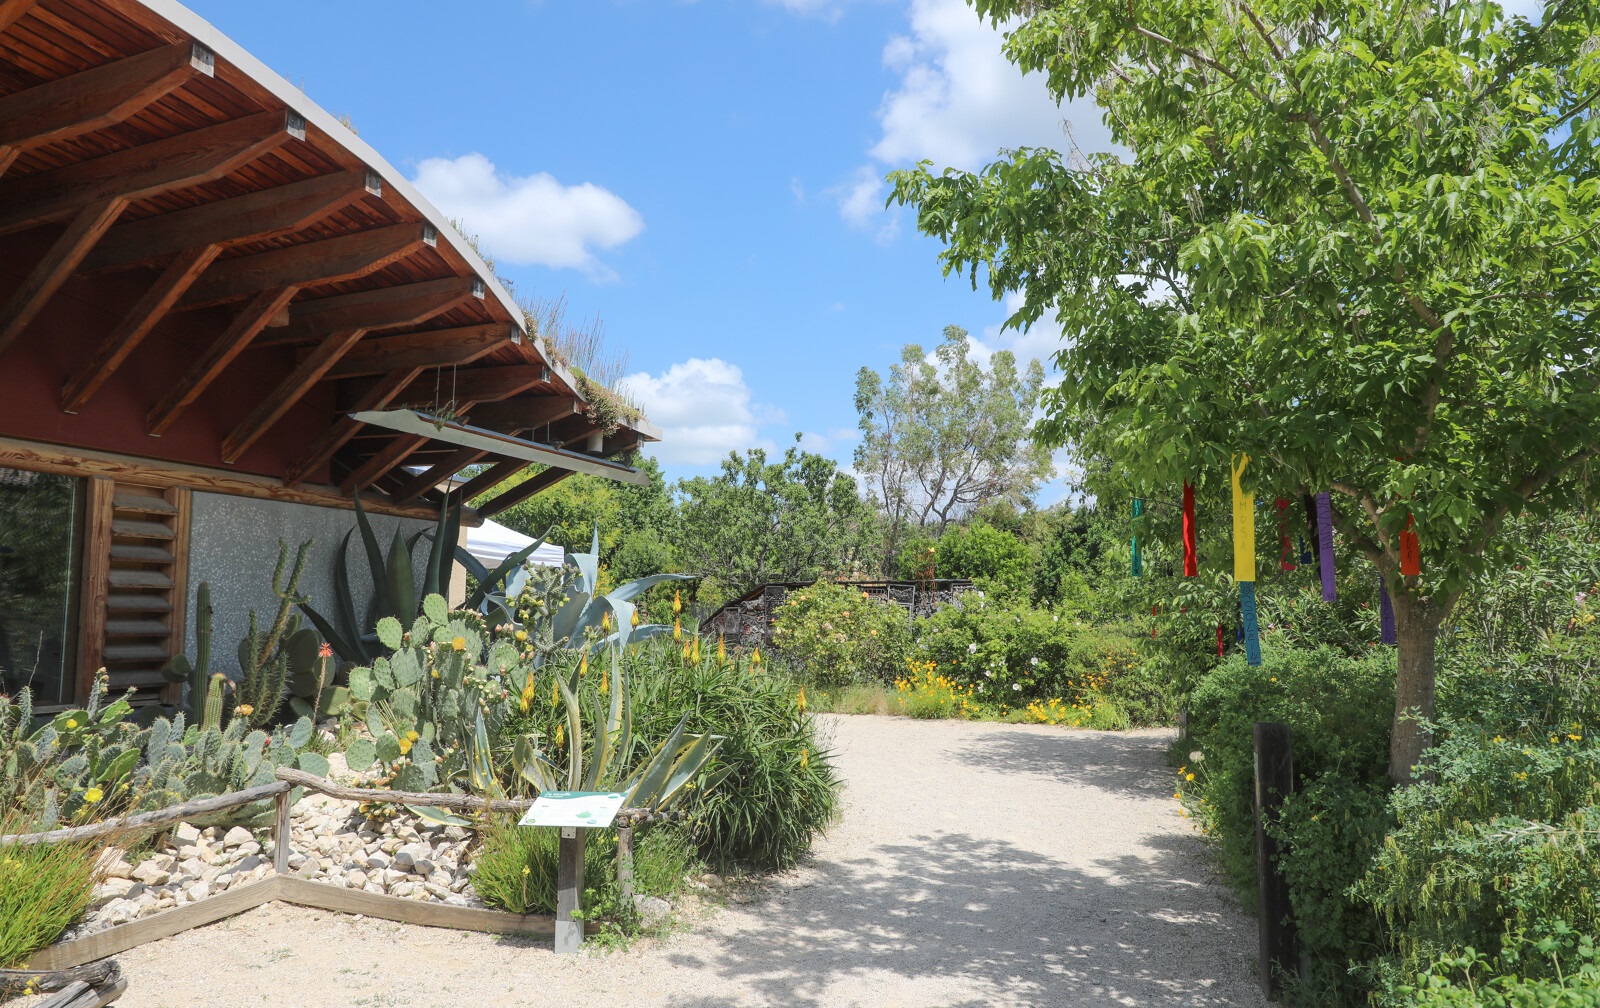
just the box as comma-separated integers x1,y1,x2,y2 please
890,0,1600,781
677,443,880,607
854,326,1054,573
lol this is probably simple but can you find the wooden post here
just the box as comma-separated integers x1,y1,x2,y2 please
271,789,292,875
1253,721,1297,1001
554,826,584,953
616,825,635,920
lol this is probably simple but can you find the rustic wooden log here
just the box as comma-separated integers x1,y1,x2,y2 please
273,767,533,813
36,980,89,1007
1254,721,1299,1001
272,787,292,875
617,825,635,917
36,968,126,1008
0,960,118,997
0,781,290,847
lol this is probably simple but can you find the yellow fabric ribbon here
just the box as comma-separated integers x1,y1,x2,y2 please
1232,454,1255,583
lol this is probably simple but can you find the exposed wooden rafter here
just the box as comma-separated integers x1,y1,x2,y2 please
0,0,38,38
318,322,516,379
62,243,222,412
146,286,298,436
282,368,423,487
178,223,430,308
0,111,299,235
390,448,489,505
0,197,127,356
452,459,527,503
82,170,374,273
463,397,580,435
0,43,213,182
337,434,429,495
261,277,478,344
386,365,549,408
221,328,371,463
478,468,575,519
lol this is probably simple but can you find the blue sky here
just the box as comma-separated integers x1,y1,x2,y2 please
184,0,1118,504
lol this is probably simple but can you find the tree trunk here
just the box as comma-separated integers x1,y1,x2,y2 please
1388,591,1448,783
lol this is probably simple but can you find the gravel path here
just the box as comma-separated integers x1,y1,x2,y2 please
113,715,1267,1008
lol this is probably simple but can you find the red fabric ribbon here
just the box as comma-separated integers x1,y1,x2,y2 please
1215,623,1225,658
1399,514,1421,576
1182,481,1198,576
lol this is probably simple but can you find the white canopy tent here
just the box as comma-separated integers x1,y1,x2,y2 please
463,519,565,570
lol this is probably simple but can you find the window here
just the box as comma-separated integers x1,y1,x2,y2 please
0,468,83,704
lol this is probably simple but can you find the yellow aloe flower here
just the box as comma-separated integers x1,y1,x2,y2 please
718,634,726,662
691,637,701,663
800,748,809,768
797,687,806,712
554,723,565,748
520,678,536,713
751,647,762,667
673,619,682,642
579,652,588,677
601,611,612,633
631,608,640,628
673,590,682,614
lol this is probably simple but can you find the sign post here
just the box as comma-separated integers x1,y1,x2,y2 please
518,791,627,954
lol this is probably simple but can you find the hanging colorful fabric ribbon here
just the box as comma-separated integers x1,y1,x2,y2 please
1275,498,1295,571
1233,455,1262,666
1315,491,1337,601
1182,481,1198,577
1216,623,1226,657
1131,498,1143,577
1379,575,1396,645
1399,513,1421,577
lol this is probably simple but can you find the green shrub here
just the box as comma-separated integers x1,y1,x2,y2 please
912,594,1159,717
930,521,1037,599
895,659,977,719
1184,645,1395,1003
771,581,912,685
1357,729,1600,994
471,819,695,921
1385,948,1600,1007
626,640,838,870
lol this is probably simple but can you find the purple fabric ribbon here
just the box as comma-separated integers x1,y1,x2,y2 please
1315,491,1336,601
1379,576,1396,645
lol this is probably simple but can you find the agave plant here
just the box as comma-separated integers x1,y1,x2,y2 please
516,524,698,655
513,644,729,814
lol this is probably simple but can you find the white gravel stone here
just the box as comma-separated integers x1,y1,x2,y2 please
222,826,254,849
173,822,202,845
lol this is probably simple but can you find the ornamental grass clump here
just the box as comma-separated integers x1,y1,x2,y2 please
472,818,698,921
626,637,838,870
0,807,113,968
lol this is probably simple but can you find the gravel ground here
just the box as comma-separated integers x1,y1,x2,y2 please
109,715,1268,1008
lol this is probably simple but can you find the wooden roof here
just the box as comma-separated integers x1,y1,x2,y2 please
0,0,658,516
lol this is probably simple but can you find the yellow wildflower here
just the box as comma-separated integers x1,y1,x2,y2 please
65,718,78,729
84,787,103,803
800,748,809,768
797,687,806,712
234,704,254,718
515,629,528,642
631,608,641,628
406,730,419,741
451,636,466,651
1185,773,1195,782
398,738,413,755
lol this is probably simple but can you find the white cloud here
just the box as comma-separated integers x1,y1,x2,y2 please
410,152,643,275
798,427,862,454
619,359,778,467
835,0,1115,227
974,291,1068,371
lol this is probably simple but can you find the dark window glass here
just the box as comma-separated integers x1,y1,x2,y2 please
0,468,83,704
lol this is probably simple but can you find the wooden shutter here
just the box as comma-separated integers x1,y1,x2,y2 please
86,481,189,705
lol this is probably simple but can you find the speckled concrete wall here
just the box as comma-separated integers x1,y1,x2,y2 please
185,494,432,674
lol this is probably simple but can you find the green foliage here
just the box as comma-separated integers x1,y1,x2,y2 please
676,443,879,609
0,808,106,968
912,594,1162,720
900,521,1037,600
0,673,324,829
1183,646,1395,1000
770,581,912,685
891,0,1600,779
472,819,696,923
626,639,838,870
1357,729,1600,994
854,326,1053,573
1388,948,1600,1008
298,494,462,664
